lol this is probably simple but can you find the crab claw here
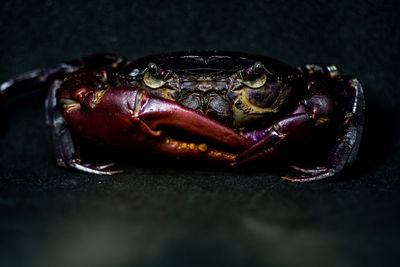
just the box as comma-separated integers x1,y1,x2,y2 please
137,90,250,146
134,90,251,161
61,83,251,163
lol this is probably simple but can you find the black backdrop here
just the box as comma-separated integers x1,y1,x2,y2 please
1,1,399,266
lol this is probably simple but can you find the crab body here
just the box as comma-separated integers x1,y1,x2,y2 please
1,52,365,182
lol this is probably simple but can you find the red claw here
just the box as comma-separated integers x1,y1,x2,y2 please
62,83,251,163
137,91,251,150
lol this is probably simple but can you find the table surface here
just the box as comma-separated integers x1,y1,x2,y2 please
1,1,399,266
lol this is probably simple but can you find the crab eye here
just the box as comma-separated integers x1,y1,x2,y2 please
143,62,166,89
253,62,264,74
239,62,267,88
147,62,158,74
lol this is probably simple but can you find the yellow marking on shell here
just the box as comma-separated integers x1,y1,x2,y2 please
317,116,331,125
198,144,208,152
189,143,196,149
89,89,108,108
173,141,179,147
232,84,293,127
141,85,176,101
166,138,171,144
181,142,188,149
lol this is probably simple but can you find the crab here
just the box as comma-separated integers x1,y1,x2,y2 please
0,52,364,182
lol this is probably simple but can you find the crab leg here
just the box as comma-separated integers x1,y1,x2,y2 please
282,77,365,182
237,73,364,182
3,54,127,173
1,54,126,136
1,54,124,98
45,80,122,175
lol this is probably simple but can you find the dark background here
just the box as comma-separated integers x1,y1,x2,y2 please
0,0,399,266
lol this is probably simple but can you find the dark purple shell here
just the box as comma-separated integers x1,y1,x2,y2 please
121,51,297,77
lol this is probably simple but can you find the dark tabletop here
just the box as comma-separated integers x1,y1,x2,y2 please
1,1,399,266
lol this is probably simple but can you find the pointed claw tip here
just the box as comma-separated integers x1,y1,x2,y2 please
98,162,116,170
104,169,124,175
